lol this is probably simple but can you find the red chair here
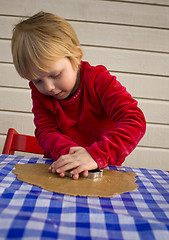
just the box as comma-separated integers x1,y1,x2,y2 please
2,128,44,155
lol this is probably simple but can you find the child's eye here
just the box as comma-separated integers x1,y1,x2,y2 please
51,72,61,79
34,79,42,84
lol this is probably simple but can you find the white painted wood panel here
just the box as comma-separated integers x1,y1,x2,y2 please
0,64,29,88
1,0,169,28
0,88,32,112
124,147,169,171
0,111,34,135
1,16,169,53
0,136,6,154
83,46,169,76
138,99,169,124
0,16,16,39
0,40,11,62
139,124,169,149
120,0,169,6
74,22,169,53
1,40,169,76
116,73,169,101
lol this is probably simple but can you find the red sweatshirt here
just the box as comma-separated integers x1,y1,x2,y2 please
29,61,146,169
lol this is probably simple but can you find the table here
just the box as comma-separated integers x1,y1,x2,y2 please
0,154,169,240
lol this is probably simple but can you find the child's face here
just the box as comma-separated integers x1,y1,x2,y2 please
30,58,79,100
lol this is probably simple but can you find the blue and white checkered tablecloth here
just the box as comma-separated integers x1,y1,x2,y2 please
0,154,169,240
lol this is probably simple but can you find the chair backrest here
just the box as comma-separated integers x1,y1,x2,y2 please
2,128,44,155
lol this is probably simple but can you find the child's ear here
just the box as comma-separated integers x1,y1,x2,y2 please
77,46,83,61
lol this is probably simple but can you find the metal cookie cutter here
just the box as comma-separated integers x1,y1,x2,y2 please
65,169,103,179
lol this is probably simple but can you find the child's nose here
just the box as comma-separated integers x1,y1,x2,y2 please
45,81,55,92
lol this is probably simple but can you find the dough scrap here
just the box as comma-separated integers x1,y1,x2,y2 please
12,163,138,197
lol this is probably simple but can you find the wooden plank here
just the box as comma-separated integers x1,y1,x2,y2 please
0,16,15,39
0,88,32,112
0,111,35,135
140,124,169,149
1,16,169,53
1,40,169,76
83,46,169,76
1,0,169,28
120,0,169,6
116,73,169,101
138,99,169,124
74,22,169,53
124,147,169,171
0,40,11,62
0,63,169,101
0,135,6,154
87,47,169,76
0,63,28,88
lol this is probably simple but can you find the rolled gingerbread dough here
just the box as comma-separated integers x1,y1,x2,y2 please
12,163,138,197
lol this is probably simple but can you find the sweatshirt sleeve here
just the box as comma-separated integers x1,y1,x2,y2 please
29,82,78,160
86,67,146,169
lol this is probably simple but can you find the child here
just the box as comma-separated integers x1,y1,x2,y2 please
12,11,146,180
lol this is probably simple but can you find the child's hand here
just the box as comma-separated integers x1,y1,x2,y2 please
48,147,98,180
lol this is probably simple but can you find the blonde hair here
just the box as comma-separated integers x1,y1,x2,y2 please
12,11,82,79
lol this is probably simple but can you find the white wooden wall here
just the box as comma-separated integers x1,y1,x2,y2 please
0,0,169,170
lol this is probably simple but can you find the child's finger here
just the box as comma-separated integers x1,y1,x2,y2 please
72,173,79,180
48,165,57,173
72,171,88,180
70,165,87,175
59,172,65,178
82,170,88,178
